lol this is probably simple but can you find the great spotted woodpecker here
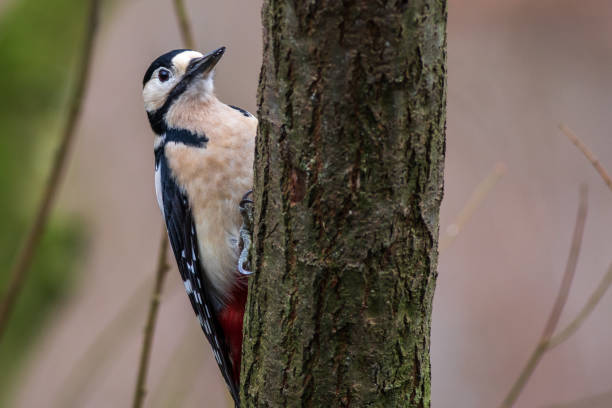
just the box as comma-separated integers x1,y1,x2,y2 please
142,47,255,406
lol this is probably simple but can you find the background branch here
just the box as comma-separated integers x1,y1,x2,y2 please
173,0,195,49
501,125,612,407
131,232,170,408
0,0,100,343
439,162,506,253
560,124,612,191
548,263,612,349
501,124,612,407
542,184,588,339
500,186,588,408
131,3,196,407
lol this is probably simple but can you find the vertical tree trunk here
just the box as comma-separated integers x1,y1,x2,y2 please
242,1,446,406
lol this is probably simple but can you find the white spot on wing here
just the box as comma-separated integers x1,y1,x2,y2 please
205,304,211,318
213,348,222,365
183,280,192,294
202,317,211,334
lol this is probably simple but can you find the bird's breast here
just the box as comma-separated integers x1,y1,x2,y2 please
164,130,254,300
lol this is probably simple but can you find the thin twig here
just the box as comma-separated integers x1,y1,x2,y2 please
520,125,612,408
131,232,170,408
499,187,588,408
173,0,196,49
548,263,612,349
439,162,506,253
560,124,612,192
130,3,196,406
542,184,588,339
0,0,100,343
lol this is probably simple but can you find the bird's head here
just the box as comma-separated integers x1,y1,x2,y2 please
142,47,225,134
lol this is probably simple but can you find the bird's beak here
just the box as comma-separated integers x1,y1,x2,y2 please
185,47,226,80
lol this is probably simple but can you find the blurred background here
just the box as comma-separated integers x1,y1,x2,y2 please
0,0,610,407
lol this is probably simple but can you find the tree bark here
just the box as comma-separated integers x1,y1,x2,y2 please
242,1,446,407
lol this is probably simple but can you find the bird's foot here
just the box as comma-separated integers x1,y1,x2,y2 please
238,190,254,275
239,190,253,209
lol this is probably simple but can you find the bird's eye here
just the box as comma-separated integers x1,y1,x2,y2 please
158,69,171,82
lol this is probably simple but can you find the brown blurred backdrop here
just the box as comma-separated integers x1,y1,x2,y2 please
3,0,612,407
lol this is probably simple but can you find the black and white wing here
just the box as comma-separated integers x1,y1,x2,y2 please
157,154,240,405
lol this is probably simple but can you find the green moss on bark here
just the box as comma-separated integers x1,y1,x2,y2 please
242,1,446,406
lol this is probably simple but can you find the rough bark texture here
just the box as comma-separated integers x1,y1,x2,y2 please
241,1,447,407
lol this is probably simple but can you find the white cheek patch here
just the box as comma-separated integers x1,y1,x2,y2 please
143,79,175,112
171,50,204,75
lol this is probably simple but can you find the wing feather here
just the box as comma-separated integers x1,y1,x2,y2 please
159,155,240,405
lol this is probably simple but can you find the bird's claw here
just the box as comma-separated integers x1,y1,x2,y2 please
238,189,254,275
239,189,253,209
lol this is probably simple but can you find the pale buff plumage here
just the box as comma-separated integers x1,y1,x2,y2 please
165,96,256,300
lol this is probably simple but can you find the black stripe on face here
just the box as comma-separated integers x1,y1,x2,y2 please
144,50,192,135
146,63,198,135
145,48,225,135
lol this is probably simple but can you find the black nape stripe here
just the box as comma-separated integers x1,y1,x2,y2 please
166,128,209,147
154,128,208,168
229,105,252,117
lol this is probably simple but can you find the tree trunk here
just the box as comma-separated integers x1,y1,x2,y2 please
241,1,446,406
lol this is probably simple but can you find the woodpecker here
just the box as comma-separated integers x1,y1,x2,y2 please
142,47,255,406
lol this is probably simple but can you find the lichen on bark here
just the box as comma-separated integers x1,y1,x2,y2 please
241,1,447,407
